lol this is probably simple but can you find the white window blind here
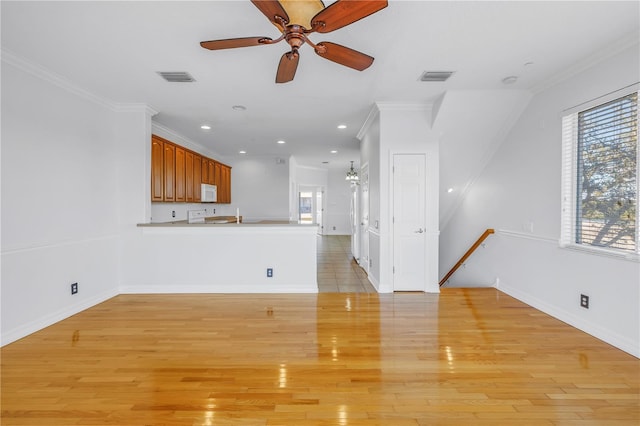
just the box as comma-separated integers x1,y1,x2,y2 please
561,89,639,258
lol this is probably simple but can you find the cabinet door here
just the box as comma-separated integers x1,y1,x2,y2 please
185,151,194,202
201,157,209,186
194,154,202,202
151,137,164,201
175,146,186,202
208,160,216,185
163,142,175,201
222,164,232,203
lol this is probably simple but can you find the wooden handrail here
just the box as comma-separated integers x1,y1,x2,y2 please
439,228,495,286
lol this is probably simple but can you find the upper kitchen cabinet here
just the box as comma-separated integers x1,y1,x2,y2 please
163,140,175,202
151,135,231,204
151,136,164,202
217,163,232,204
175,146,186,202
193,153,202,203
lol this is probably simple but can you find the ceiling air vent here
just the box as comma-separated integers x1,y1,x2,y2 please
419,71,455,82
157,71,196,83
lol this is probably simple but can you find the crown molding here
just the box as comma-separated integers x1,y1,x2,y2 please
531,30,640,94
375,101,432,112
1,48,157,116
356,104,380,141
114,103,158,117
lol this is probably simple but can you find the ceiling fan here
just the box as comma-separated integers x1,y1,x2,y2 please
200,0,388,83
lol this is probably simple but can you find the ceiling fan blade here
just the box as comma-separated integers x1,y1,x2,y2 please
251,0,290,26
276,50,300,83
315,42,374,71
312,0,388,33
200,37,271,50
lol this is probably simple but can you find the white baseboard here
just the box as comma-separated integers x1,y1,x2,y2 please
499,283,639,358
1,289,119,346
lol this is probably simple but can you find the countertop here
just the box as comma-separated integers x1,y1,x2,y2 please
137,216,304,227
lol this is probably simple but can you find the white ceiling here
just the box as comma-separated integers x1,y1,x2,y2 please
2,0,639,175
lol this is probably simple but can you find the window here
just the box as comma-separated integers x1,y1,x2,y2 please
561,88,639,259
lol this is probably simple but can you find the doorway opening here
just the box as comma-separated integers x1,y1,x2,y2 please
298,187,324,233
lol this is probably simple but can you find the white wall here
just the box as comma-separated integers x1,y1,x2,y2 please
439,43,640,357
1,56,120,344
231,156,289,221
120,225,317,294
325,168,352,235
358,104,440,293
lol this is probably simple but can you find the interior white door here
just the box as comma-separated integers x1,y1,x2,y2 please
393,154,426,291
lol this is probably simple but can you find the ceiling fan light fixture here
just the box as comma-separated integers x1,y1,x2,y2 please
278,0,325,29
345,161,359,182
419,71,455,82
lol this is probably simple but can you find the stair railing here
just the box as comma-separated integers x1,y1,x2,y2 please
439,228,495,286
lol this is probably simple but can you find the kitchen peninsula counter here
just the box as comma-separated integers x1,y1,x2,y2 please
124,218,318,294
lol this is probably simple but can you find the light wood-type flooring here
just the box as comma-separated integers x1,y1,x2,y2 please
2,286,638,424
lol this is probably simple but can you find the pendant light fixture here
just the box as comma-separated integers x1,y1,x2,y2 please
345,161,359,182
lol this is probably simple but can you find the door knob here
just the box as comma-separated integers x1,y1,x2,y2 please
414,228,424,233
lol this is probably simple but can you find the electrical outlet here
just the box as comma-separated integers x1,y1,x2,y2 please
267,268,273,278
172,210,176,218
213,208,216,214
580,294,589,309
71,282,78,295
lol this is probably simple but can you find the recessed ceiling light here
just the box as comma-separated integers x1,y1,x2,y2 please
239,150,247,154
337,124,347,129
330,150,337,154
200,125,211,130
322,161,329,164
277,140,286,144
232,105,247,111
501,75,518,85
447,187,454,193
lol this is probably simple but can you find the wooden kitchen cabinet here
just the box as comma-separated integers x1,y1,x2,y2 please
221,164,231,203
151,136,164,201
151,135,231,203
201,157,209,186
163,141,175,202
208,159,216,185
215,162,232,203
185,150,195,202
193,154,202,202
175,145,186,202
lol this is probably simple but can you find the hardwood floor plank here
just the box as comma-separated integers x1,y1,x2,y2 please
2,289,638,425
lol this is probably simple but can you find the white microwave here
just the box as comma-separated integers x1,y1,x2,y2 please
201,184,217,203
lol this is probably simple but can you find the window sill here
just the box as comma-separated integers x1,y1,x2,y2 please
559,243,639,262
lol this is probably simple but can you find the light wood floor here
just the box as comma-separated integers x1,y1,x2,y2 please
2,289,638,425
